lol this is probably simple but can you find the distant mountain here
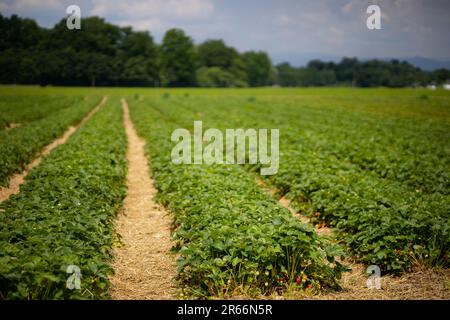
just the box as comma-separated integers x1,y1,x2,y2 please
271,53,450,71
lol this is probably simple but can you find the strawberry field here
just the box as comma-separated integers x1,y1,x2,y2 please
0,94,101,186
0,95,126,298
0,87,449,299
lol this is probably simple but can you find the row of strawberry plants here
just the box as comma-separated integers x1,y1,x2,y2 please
128,97,346,298
268,144,449,272
0,95,100,186
177,94,449,195
252,100,448,272
158,94,449,272
259,98,449,195
0,98,127,299
162,94,447,200
0,94,81,129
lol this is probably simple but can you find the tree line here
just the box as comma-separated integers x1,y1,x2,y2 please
0,14,448,87
276,58,450,87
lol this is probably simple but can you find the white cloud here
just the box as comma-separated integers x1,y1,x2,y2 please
90,0,215,36
274,14,294,27
116,18,163,32
328,26,344,37
342,0,360,14
91,0,213,20
170,0,214,19
393,0,408,8
0,0,60,13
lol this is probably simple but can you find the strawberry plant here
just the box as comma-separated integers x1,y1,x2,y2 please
145,92,449,273
0,94,79,129
0,95,101,186
0,99,127,299
129,97,346,298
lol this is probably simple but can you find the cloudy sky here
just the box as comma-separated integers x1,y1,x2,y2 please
1,0,450,62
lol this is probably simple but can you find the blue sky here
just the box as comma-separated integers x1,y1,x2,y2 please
1,0,449,62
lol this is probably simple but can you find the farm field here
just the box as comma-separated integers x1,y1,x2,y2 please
0,86,449,300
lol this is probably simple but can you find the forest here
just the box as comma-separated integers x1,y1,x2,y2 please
1,14,449,87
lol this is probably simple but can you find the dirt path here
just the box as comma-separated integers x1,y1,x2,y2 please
0,96,107,203
109,98,177,300
313,263,450,300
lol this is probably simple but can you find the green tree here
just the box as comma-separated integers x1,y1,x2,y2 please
242,51,272,87
2,13,448,88
432,68,450,84
276,62,299,87
335,57,359,85
198,40,235,69
196,67,234,87
160,28,196,87
117,28,159,86
43,17,121,86
197,39,248,86
0,14,44,84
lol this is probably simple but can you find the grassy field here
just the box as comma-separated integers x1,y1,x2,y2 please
0,86,449,299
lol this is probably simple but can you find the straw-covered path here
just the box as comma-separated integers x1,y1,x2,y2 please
109,98,177,299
